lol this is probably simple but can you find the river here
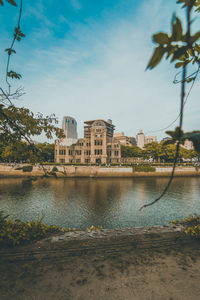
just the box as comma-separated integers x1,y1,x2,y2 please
0,177,200,229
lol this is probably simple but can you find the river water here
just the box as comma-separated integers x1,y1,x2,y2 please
0,177,200,229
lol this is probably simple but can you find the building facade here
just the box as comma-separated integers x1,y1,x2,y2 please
62,116,77,139
181,139,194,151
55,119,121,164
113,132,136,146
136,130,157,149
161,137,194,150
58,116,78,147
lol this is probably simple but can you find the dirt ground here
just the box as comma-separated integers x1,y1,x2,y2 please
1,241,200,300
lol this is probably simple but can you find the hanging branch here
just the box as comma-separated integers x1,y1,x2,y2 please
140,63,187,210
0,0,25,106
4,0,24,98
140,0,198,210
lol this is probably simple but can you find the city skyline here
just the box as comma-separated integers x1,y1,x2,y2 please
59,115,157,144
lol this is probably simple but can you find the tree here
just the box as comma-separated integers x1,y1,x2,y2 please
163,127,200,155
36,143,55,162
0,0,64,160
0,140,55,163
121,145,143,158
143,142,164,162
140,0,200,210
1,141,30,163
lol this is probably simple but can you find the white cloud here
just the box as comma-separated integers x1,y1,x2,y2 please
69,0,82,11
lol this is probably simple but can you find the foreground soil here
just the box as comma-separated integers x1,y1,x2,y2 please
1,236,200,300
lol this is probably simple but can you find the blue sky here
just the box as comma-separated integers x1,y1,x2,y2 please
1,0,200,141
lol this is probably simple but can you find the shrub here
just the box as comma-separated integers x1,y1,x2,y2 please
22,165,33,172
51,166,58,172
0,213,104,246
170,215,200,238
0,210,9,227
0,218,65,246
132,164,155,172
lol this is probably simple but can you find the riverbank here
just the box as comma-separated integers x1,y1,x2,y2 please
1,226,200,299
0,165,200,178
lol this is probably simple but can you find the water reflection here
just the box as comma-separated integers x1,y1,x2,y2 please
0,177,200,229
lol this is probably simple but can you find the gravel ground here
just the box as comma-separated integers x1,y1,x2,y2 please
1,227,200,300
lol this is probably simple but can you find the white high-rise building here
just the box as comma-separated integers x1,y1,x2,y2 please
62,116,77,139
136,130,157,149
58,116,78,146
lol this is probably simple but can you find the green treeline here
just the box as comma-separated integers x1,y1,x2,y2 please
0,140,198,164
121,142,197,162
0,140,54,163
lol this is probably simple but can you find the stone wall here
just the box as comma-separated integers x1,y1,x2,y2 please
0,164,200,178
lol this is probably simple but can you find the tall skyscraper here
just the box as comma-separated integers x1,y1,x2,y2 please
57,116,78,146
62,116,78,139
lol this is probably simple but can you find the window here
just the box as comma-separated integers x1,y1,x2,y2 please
114,151,119,156
95,149,102,155
72,120,74,124
85,150,91,155
85,158,90,163
94,140,102,146
60,159,65,163
59,150,66,155
93,120,105,127
76,159,81,163
75,150,82,155
69,150,73,155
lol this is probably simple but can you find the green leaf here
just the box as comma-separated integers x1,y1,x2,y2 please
178,54,185,61
7,70,22,79
5,48,16,55
194,0,200,11
6,0,17,6
186,76,195,82
152,32,169,45
171,15,183,41
171,46,187,62
177,0,195,9
194,43,200,54
166,45,176,59
191,31,200,43
175,61,184,68
176,0,188,7
146,46,165,70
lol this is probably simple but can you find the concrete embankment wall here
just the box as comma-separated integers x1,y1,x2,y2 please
0,164,200,178
0,226,197,261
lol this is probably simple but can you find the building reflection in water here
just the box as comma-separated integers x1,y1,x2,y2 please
46,178,134,227
0,177,200,229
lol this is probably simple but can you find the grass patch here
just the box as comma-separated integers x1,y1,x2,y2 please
0,211,66,246
132,164,155,172
22,165,33,172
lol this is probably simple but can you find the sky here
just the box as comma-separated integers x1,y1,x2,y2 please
0,0,200,142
